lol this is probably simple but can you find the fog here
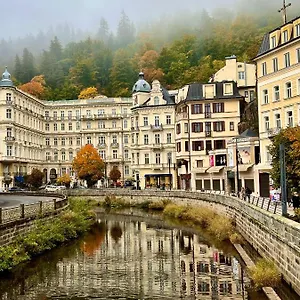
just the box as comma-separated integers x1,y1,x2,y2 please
1,0,247,38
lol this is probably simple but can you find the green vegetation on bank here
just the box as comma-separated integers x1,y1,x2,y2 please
249,259,281,289
0,199,94,273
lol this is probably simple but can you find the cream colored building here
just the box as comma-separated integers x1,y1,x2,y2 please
253,16,300,196
213,55,256,101
0,68,133,188
131,74,176,189
175,81,243,192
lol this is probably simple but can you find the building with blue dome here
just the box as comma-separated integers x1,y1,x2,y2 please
132,72,151,93
0,67,13,87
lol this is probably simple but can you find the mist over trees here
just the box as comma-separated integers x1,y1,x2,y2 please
1,0,300,100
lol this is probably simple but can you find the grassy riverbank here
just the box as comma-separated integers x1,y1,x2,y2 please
0,199,94,273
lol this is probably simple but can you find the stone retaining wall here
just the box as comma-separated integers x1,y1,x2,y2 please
68,189,300,296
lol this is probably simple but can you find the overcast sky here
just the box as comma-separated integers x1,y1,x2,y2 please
2,0,239,38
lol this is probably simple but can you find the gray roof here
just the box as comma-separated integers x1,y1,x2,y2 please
0,67,13,87
239,129,258,138
132,72,151,93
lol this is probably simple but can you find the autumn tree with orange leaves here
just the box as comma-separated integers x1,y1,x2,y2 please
72,144,105,187
109,166,121,184
269,126,300,192
18,75,46,99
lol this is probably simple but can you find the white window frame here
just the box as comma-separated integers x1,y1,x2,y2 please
238,71,245,80
283,30,288,43
145,153,149,165
295,24,300,37
275,113,281,129
262,62,267,76
287,111,293,127
264,116,270,131
285,82,292,99
262,89,269,104
273,86,280,102
284,52,290,68
272,58,278,72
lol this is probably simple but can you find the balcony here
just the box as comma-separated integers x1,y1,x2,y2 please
150,124,163,131
131,126,139,131
205,131,212,137
152,143,164,150
98,143,106,148
6,100,12,105
267,127,281,138
5,136,15,142
204,112,212,119
176,112,188,121
111,142,119,148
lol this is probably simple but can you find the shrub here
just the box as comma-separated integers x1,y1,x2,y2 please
208,215,234,241
229,232,244,245
248,259,281,289
149,200,166,210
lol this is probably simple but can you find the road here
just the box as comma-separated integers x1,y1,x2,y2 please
0,194,58,208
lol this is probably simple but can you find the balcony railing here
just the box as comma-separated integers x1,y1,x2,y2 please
204,112,212,119
152,143,164,150
111,142,119,148
205,131,212,137
98,143,106,148
150,124,163,131
5,136,15,142
267,127,281,138
131,126,139,131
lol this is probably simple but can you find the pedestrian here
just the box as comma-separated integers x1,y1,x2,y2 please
240,187,246,200
245,186,252,201
292,192,300,210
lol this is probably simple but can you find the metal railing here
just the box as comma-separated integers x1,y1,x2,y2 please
0,194,68,225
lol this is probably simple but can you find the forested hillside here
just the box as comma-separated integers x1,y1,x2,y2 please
3,1,300,100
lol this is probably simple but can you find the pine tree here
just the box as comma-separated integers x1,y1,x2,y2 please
116,11,135,48
14,55,23,83
97,18,109,43
22,48,36,83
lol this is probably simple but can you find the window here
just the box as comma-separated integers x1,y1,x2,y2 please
191,104,202,114
68,111,72,119
7,145,12,156
131,134,135,144
143,117,148,126
123,119,128,128
213,103,224,113
123,108,128,115
238,71,245,80
112,120,116,128
230,122,234,131
76,122,80,130
192,141,204,151
99,150,106,159
144,134,149,145
196,160,203,167
184,123,188,133
87,121,91,129
69,151,73,161
274,86,280,101
87,136,92,144
54,138,58,146
154,134,160,144
61,151,66,161
112,135,117,144
285,82,292,98
53,111,57,119
69,137,73,146
86,110,91,118
287,111,293,127
271,36,276,48
177,142,181,152
61,123,65,131
69,123,72,131
124,165,129,175
98,109,104,116
46,152,51,161
298,79,300,95
46,138,50,146
296,24,300,37
122,149,128,160
167,152,172,163
166,115,171,124
297,48,300,63
272,58,278,72
45,123,50,131
154,96,159,105
54,123,58,131
185,141,189,152
275,113,281,129
113,150,118,159
112,108,116,115
98,121,105,129
99,136,106,145
213,121,225,132
264,116,270,131
167,133,172,143
61,138,66,146
283,30,288,43
191,123,203,133
45,111,49,118
154,116,160,126
6,93,12,102
54,151,58,161
6,109,11,119
76,137,81,146
155,153,161,164
61,111,65,120
262,62,267,76
124,135,128,144
176,124,181,134
145,153,150,164
284,52,290,68
75,110,80,119
262,89,269,104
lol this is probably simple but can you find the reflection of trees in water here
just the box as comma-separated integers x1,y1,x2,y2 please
110,222,123,243
81,222,106,256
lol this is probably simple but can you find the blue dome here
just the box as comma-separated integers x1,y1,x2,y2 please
0,67,13,87
132,72,151,93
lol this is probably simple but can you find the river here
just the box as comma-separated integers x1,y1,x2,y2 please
0,211,269,300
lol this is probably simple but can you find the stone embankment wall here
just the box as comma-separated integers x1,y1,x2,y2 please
0,195,68,246
69,189,300,296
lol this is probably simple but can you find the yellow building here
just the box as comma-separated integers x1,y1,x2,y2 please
175,81,244,191
253,15,300,196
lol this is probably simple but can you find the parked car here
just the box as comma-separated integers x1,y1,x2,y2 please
45,185,60,192
8,186,24,192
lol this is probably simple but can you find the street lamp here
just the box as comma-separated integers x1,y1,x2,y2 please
235,138,240,195
168,157,172,191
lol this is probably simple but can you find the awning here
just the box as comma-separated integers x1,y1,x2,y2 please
14,176,24,183
233,164,254,172
144,174,172,177
206,166,224,173
195,167,208,174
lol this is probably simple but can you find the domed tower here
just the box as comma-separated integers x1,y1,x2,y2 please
0,67,13,87
132,72,151,106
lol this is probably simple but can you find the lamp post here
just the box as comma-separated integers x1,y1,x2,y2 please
279,143,287,216
168,157,172,190
235,138,240,195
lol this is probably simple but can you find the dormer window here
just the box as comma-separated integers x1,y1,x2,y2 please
154,96,159,105
271,36,276,48
295,24,300,37
283,30,288,43
204,84,215,98
224,83,233,95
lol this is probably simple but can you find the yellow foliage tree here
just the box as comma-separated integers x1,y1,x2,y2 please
57,173,71,188
78,87,98,99
72,144,105,187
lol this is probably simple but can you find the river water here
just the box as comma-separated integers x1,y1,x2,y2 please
0,212,269,300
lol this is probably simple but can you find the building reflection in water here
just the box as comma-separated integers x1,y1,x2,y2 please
1,217,249,299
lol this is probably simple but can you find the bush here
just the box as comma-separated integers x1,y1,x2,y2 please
229,232,244,244
249,259,281,289
208,215,234,241
149,200,166,210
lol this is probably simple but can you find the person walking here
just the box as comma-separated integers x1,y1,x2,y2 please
245,186,252,201
292,192,300,210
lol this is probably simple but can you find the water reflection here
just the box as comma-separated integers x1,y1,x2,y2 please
0,214,250,300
